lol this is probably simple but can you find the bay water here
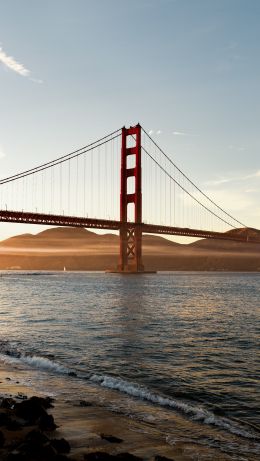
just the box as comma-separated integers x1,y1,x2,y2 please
0,272,259,459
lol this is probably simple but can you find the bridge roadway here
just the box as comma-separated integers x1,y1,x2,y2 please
0,210,257,243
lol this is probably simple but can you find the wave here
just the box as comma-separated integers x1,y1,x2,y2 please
0,344,259,442
0,351,69,374
89,374,259,440
0,341,69,374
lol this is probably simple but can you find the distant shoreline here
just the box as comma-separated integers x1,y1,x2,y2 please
1,269,260,273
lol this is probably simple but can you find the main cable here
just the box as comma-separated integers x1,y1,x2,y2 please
142,126,246,228
141,145,238,229
0,128,122,185
0,132,121,185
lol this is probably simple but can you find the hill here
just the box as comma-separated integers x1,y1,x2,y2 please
191,228,260,252
0,226,259,271
0,227,180,249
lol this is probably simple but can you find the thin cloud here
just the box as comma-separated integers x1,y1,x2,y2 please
244,170,260,179
173,131,188,136
0,46,30,76
173,131,198,137
206,169,260,187
148,130,162,135
206,178,232,186
0,44,42,83
201,189,252,212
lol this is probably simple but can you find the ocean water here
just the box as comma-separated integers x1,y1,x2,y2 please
0,271,259,459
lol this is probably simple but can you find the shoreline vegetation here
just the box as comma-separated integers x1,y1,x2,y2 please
0,362,237,461
0,227,260,272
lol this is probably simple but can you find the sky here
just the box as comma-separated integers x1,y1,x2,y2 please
0,0,260,240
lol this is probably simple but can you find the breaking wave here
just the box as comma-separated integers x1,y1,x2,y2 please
90,374,260,440
0,341,69,374
0,341,259,442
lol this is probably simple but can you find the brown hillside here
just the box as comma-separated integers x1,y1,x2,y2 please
191,227,260,252
0,227,180,249
0,226,259,271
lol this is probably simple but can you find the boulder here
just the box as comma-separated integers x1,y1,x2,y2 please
116,454,143,461
38,413,57,431
0,398,15,410
15,397,47,423
84,452,115,461
0,412,10,426
50,438,70,454
100,434,123,443
0,429,5,447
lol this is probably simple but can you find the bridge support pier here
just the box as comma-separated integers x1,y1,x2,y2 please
117,124,144,273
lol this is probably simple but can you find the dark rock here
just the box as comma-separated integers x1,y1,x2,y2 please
0,429,5,447
80,400,92,407
6,453,28,461
0,411,10,426
38,412,57,431
25,429,49,445
29,395,54,409
116,454,143,461
38,442,57,460
15,393,27,400
50,438,70,454
6,419,22,431
39,396,54,409
14,396,54,426
16,441,38,457
15,397,47,423
1,398,15,409
101,434,123,443
155,456,175,461
84,452,115,461
17,440,57,460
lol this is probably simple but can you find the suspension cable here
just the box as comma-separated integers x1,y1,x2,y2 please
0,132,121,185
141,126,246,228
141,145,238,229
0,128,121,185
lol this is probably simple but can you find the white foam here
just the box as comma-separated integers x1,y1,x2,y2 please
90,374,258,440
0,351,68,374
20,355,68,374
0,350,258,441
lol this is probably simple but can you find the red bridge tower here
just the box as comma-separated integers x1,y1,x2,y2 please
118,124,144,272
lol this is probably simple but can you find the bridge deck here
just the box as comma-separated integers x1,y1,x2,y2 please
0,210,258,243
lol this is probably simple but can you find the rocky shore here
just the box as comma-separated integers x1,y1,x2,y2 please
0,394,70,460
0,394,173,461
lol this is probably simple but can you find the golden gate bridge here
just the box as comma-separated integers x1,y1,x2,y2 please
0,124,258,272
